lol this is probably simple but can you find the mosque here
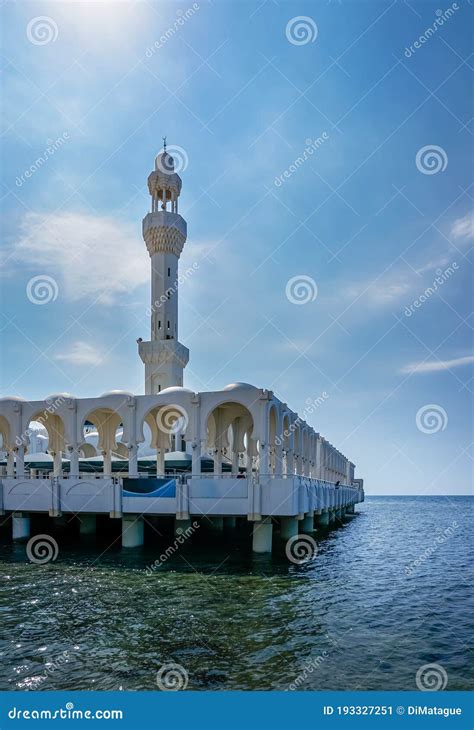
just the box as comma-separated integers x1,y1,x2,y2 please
0,145,363,554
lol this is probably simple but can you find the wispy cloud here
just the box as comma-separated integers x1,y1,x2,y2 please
451,212,474,242
55,341,105,367
8,211,147,304
400,355,474,375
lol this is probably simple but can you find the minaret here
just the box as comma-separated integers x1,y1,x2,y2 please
138,141,189,394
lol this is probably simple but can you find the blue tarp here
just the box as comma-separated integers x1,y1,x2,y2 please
122,478,176,498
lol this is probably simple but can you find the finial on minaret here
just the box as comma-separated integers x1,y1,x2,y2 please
162,135,167,151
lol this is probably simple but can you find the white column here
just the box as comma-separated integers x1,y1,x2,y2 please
128,444,138,477
192,442,201,475
274,441,283,475
122,515,144,547
259,443,269,474
296,452,303,476
252,518,273,553
316,438,322,478
103,450,112,477
214,448,222,475
247,437,256,474
69,447,80,477
52,451,62,477
156,448,165,476
12,512,30,540
7,450,15,476
16,446,25,477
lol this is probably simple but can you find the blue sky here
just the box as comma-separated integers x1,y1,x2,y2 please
1,0,472,494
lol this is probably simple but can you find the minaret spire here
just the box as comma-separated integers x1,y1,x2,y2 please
138,144,189,394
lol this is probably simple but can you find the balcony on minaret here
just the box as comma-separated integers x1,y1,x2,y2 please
142,150,186,258
142,211,187,258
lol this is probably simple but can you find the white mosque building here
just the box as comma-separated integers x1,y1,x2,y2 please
0,146,363,553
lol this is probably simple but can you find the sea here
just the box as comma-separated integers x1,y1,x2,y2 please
0,496,472,691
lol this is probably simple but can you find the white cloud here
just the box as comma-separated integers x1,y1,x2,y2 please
400,355,474,375
343,273,415,309
55,341,105,367
451,212,474,242
9,211,148,304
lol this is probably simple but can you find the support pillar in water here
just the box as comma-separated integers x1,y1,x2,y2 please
280,516,298,541
122,515,144,547
208,516,224,532
252,518,273,553
79,514,96,536
329,510,336,524
12,513,30,541
316,511,330,527
300,512,314,533
174,517,192,537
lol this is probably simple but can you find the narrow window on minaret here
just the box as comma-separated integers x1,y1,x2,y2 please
158,320,161,329
167,321,170,329
167,267,170,276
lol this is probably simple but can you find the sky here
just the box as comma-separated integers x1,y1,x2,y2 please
0,0,472,495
